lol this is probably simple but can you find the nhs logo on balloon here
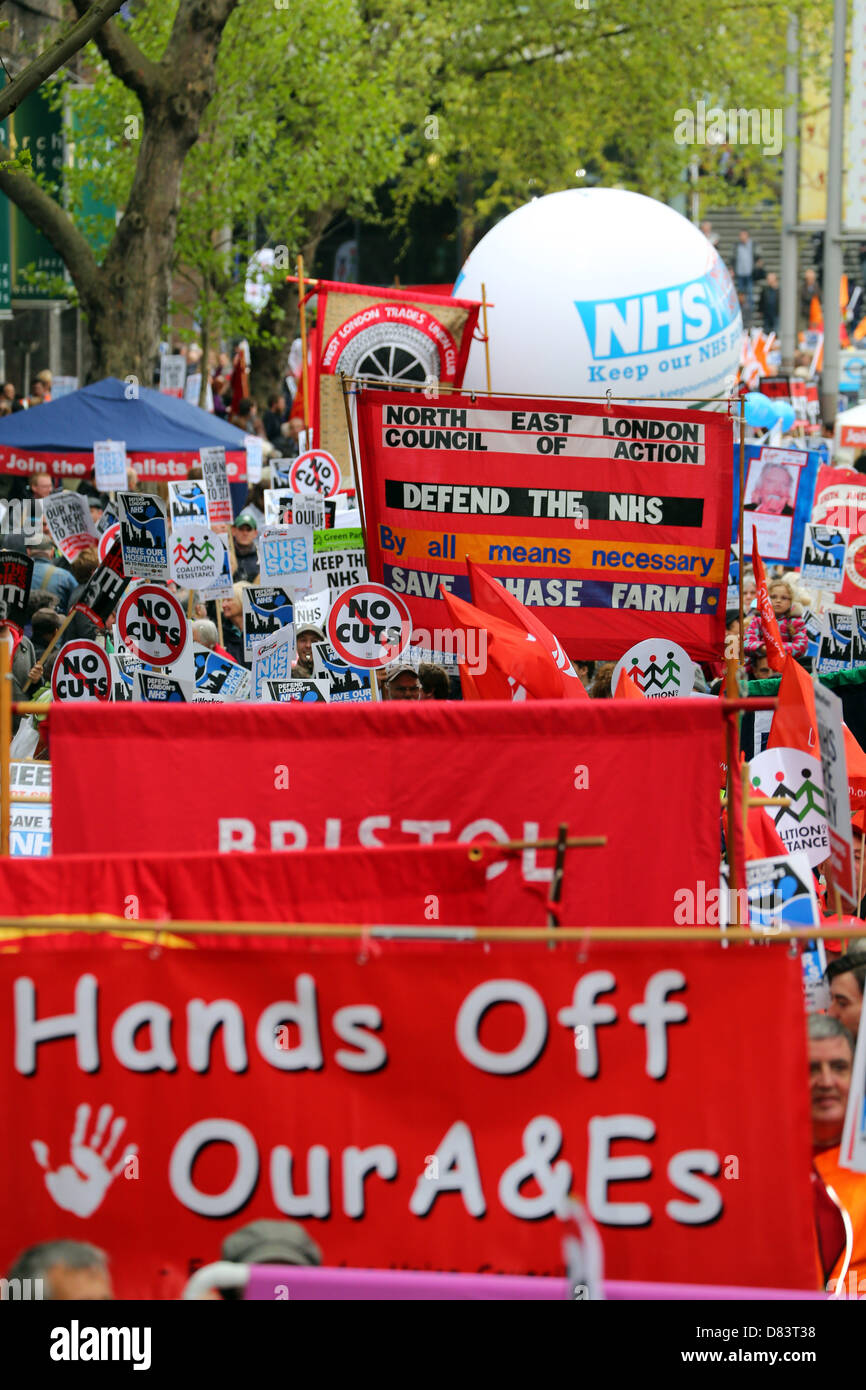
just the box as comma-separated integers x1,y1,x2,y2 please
574,263,742,397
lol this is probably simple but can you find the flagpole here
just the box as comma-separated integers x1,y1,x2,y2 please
481,281,492,393
297,254,312,438
738,395,746,661
23,610,74,692
340,372,369,561
338,370,380,704
0,632,11,856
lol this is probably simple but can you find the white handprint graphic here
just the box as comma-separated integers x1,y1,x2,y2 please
32,1103,138,1218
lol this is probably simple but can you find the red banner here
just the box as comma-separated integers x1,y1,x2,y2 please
811,465,866,605
355,391,733,660
51,701,722,928
0,941,815,1298
0,844,488,935
0,448,247,483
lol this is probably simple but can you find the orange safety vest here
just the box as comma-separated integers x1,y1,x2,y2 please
814,1145,866,1295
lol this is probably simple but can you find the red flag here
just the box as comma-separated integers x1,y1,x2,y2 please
746,781,789,860
614,666,645,700
751,543,786,672
441,588,573,700
767,656,819,755
466,561,588,699
844,725,866,812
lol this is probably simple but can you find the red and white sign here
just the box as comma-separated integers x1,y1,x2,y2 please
50,640,112,703
0,449,248,484
98,523,120,564
327,582,411,668
355,390,733,661
290,449,341,499
116,585,189,669
0,939,815,1299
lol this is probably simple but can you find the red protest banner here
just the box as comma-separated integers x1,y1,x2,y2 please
355,390,733,660
0,941,815,1298
0,844,489,933
51,701,722,928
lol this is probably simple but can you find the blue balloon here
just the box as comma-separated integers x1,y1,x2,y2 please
774,401,797,431
744,391,775,428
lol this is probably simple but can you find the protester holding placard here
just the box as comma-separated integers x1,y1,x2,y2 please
220,586,249,667
292,623,325,678
231,513,260,583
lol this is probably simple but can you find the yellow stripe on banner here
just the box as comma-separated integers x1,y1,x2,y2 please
388,529,726,582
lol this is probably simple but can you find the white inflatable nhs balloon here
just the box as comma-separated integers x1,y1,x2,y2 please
454,188,743,403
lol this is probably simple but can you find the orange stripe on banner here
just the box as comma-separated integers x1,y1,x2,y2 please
385,529,725,581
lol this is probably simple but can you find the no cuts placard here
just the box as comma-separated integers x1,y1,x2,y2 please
290,449,341,498
51,641,112,703
116,586,190,669
327,583,412,669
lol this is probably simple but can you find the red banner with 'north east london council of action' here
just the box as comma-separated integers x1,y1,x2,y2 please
355,391,734,661
0,941,815,1298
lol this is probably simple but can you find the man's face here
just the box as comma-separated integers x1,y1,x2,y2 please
232,524,256,548
30,474,52,499
829,973,863,1038
295,632,314,664
47,1263,113,1300
809,1037,852,1145
752,656,771,680
2,383,14,400
90,505,104,526
388,673,421,700
756,469,791,515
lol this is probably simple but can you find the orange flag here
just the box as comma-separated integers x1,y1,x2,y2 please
614,667,645,699
751,543,787,672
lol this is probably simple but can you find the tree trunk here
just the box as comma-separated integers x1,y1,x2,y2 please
0,0,239,383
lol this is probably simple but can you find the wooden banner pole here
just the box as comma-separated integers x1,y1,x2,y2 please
297,254,312,436
738,393,746,662
0,915,853,943
0,633,11,856
23,610,75,692
481,281,492,394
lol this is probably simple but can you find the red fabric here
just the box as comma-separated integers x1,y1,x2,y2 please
50,700,722,928
0,940,815,1298
0,449,247,483
615,666,645,699
750,544,787,671
0,844,489,936
768,657,819,755
229,348,249,415
442,588,579,700
467,561,587,698
355,391,733,661
746,782,790,860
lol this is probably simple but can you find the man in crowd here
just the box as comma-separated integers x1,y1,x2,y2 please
5,1240,113,1299
193,617,232,661
262,394,286,447
759,271,779,335
809,1014,866,1292
826,951,866,1039
733,229,756,311
230,512,260,582
382,664,422,700
27,536,76,612
292,622,325,678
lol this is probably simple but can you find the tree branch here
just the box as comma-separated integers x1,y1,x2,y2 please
0,0,127,124
70,0,163,108
0,146,101,303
